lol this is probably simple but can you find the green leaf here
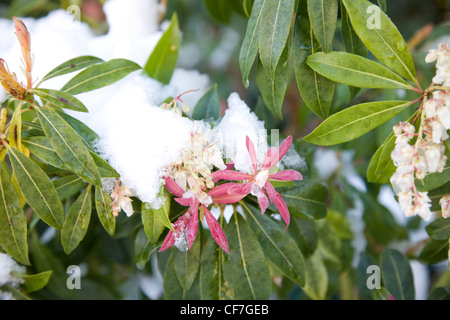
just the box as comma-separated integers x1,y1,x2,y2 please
288,216,318,258
243,202,305,286
418,238,448,265
342,0,417,83
7,146,64,229
163,252,201,300
144,187,174,233
95,186,115,236
277,180,328,220
0,163,29,265
192,84,220,121
340,1,367,57
22,136,68,169
426,217,450,241
134,228,159,270
61,58,141,95
143,13,180,84
61,185,92,254
40,56,103,83
200,233,227,299
306,52,413,89
304,100,411,146
367,131,396,183
239,0,264,86
57,112,98,152
7,103,22,152
19,271,53,292
53,175,88,201
203,0,234,23
222,213,272,299
301,249,328,300
258,0,295,77
30,88,88,113
256,46,289,120
381,248,415,300
293,1,334,119
36,108,101,186
90,152,119,178
173,234,201,291
141,202,165,244
307,0,338,52
428,286,450,300
416,166,450,192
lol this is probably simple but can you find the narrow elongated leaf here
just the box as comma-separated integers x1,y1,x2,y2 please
141,202,165,244
143,13,180,84
95,186,115,236
36,108,101,186
342,0,417,83
192,84,220,121
200,233,227,299
7,103,22,152
307,0,338,52
41,56,103,82
61,185,92,254
239,0,264,86
173,234,201,291
243,202,305,286
22,136,68,169
288,216,318,258
381,248,415,300
135,228,159,270
7,146,64,229
259,0,295,77
340,1,367,57
19,271,53,292
418,238,448,264
293,0,334,119
367,131,396,183
222,213,272,299
302,249,328,300
90,152,119,178
52,175,88,200
256,46,289,119
30,88,88,112
61,58,140,95
426,217,450,240
203,0,234,23
307,52,413,89
0,163,29,265
304,100,411,146
57,111,97,152
277,180,328,220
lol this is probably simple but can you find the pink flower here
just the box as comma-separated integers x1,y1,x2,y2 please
159,176,229,254
208,136,303,228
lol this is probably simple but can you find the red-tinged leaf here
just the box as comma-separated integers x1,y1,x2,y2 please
211,192,248,204
211,170,252,181
270,170,303,181
163,176,184,198
186,207,199,250
203,204,229,254
246,136,258,173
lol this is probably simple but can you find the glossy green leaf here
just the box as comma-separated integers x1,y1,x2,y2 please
222,213,272,299
163,252,201,300
61,58,140,95
36,108,101,186
293,0,334,119
30,88,88,112
200,233,227,300
416,165,450,192
144,187,174,234
258,0,295,77
342,0,417,83
0,162,29,265
173,234,201,291
53,175,88,201
95,186,116,236
7,146,64,229
239,0,264,86
301,249,328,300
307,0,338,52
19,270,53,292
340,1,367,57
367,131,396,183
41,56,103,83
307,52,413,89
304,100,411,146
61,185,92,254
277,180,328,220
192,84,220,121
143,13,180,84
256,46,289,119
243,202,305,286
426,217,450,241
141,202,165,244
381,248,415,300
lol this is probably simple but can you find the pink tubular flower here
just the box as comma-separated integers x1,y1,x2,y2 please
208,135,303,228
159,176,229,254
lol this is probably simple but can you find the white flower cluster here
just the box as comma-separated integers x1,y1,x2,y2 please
391,42,450,221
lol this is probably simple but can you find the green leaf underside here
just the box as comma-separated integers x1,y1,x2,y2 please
61,58,141,95
342,0,417,83
304,100,411,146
143,13,180,84
0,163,29,265
61,185,92,254
41,56,103,82
307,52,412,89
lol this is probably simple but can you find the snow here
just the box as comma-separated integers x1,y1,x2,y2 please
0,253,24,288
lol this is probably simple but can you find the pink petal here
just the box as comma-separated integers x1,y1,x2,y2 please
186,206,199,250
159,210,191,252
278,136,293,161
163,176,185,198
264,181,290,228
264,180,278,202
225,162,235,170
254,187,269,215
174,197,191,206
211,170,252,181
269,170,303,181
262,147,278,170
203,204,229,254
246,136,258,173
208,182,242,197
210,182,252,204
211,192,247,204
